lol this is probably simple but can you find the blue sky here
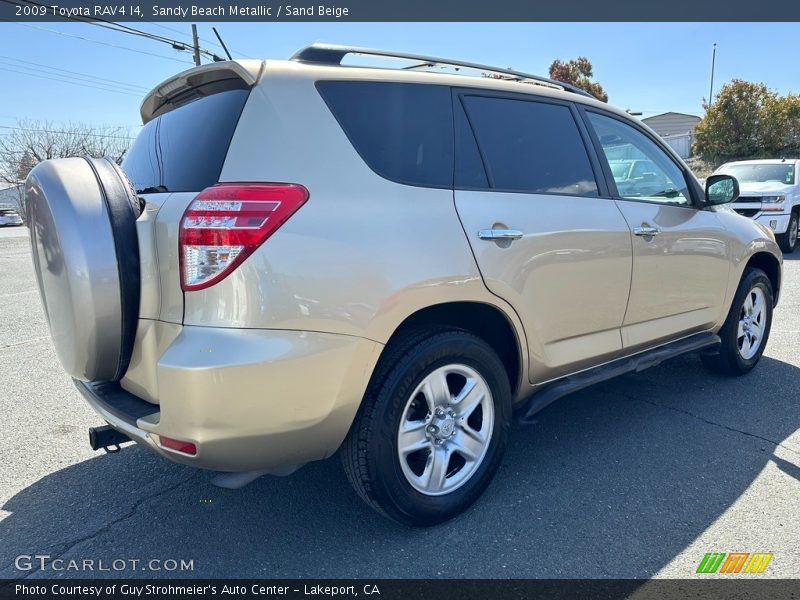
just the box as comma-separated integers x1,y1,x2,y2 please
1,22,798,136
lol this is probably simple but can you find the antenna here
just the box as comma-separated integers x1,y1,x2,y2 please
213,27,234,61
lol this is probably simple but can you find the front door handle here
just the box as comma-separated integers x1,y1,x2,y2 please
478,229,524,241
633,226,660,237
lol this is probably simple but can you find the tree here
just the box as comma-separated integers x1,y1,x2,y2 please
775,94,800,156
0,120,131,208
548,57,608,102
693,80,799,165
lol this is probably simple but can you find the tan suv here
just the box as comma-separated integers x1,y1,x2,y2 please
25,44,782,526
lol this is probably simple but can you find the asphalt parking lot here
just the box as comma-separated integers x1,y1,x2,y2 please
1,224,799,580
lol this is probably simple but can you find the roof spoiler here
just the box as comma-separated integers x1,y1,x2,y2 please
140,60,264,123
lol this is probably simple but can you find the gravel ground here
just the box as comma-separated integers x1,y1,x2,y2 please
1,225,798,579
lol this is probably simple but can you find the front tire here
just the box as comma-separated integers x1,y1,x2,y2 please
701,267,773,376
777,211,798,254
341,329,511,526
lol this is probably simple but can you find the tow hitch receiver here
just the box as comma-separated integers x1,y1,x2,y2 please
89,425,131,453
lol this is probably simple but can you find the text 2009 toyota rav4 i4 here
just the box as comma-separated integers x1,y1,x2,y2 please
26,45,782,526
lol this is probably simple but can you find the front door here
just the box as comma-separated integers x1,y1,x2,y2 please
452,91,633,382
583,110,732,350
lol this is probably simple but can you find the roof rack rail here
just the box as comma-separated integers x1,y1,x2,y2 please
291,43,595,99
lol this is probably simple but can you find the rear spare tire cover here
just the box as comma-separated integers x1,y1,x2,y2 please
25,157,141,382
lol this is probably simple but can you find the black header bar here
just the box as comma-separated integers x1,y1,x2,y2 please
3,579,800,600
1,0,800,21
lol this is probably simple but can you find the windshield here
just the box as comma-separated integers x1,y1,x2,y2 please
721,163,795,185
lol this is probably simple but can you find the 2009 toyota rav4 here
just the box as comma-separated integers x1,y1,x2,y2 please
25,44,782,526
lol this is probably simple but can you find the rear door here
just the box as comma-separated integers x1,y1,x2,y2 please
581,109,732,350
452,90,633,382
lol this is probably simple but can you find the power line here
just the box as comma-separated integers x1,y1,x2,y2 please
0,62,145,96
92,20,224,62
12,0,225,62
12,23,194,65
88,21,225,63
5,0,234,64
0,65,143,97
84,20,195,50
149,23,256,59
148,22,194,41
0,124,134,139
0,55,150,92
0,115,142,129
0,114,141,129
4,0,178,45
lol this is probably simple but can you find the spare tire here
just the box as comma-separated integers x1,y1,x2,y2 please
25,157,141,382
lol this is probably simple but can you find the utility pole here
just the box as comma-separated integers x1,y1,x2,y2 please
191,24,201,67
708,43,717,104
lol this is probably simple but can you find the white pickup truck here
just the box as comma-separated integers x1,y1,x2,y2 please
715,159,799,253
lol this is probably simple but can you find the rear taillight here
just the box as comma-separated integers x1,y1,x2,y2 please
179,183,309,291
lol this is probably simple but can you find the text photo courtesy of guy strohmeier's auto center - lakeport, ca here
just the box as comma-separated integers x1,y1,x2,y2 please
0,2,800,599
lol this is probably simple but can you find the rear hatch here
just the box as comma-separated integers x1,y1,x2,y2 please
121,61,262,325
119,62,262,403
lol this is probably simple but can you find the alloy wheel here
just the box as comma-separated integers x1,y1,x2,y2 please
397,364,494,496
737,286,768,360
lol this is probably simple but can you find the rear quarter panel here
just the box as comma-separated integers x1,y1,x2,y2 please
181,63,529,387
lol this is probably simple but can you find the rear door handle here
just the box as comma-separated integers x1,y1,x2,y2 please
478,229,524,241
633,226,660,237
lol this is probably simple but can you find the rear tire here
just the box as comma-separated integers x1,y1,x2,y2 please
701,267,773,376
777,211,798,254
341,329,511,527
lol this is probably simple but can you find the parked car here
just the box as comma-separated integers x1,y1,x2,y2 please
714,159,799,253
0,203,23,226
608,159,669,197
609,159,657,180
25,45,782,526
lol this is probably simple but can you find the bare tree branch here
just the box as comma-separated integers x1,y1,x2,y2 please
0,120,131,207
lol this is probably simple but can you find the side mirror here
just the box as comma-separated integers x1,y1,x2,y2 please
705,174,739,205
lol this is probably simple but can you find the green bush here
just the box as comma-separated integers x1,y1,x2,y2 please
694,80,800,166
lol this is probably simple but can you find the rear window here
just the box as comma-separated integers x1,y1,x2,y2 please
461,95,598,196
316,81,454,188
123,87,249,194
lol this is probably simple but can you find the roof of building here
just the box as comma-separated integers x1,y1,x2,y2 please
642,112,701,122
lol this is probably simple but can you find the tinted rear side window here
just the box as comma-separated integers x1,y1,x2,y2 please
462,95,598,196
123,87,249,193
317,81,454,188
454,97,488,189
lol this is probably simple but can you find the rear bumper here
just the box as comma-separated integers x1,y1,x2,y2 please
80,325,383,472
75,380,161,451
